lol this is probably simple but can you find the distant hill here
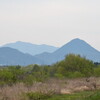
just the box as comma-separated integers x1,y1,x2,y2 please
35,38,100,64
0,39,100,65
2,41,58,55
0,47,43,66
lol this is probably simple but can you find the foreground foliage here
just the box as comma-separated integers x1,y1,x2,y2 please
0,78,100,100
0,54,100,100
0,54,100,86
47,91,100,100
25,90,100,100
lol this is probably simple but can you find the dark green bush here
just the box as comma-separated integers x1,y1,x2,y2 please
53,54,94,78
94,67,100,77
0,54,96,86
65,71,85,78
26,92,52,100
83,91,100,100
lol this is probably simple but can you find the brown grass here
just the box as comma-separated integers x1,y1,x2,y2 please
0,77,100,100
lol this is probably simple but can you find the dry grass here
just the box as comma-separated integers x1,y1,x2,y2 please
0,77,100,100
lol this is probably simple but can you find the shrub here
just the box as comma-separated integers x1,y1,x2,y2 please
65,71,85,78
94,67,100,77
83,91,100,100
26,92,52,100
54,54,94,78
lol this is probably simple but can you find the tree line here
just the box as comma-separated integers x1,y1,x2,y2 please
0,54,100,86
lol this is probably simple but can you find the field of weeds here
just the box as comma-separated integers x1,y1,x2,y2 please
0,77,100,100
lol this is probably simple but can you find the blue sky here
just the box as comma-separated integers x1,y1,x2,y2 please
0,0,100,50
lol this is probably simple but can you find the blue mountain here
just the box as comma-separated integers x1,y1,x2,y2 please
35,38,100,64
0,47,43,66
0,38,100,65
2,41,58,56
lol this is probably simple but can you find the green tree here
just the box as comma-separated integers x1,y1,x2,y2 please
54,54,94,77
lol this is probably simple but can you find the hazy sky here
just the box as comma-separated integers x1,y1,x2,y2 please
0,0,100,50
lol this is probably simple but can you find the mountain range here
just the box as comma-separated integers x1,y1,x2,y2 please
3,41,58,55
0,47,43,66
0,38,100,66
35,38,100,64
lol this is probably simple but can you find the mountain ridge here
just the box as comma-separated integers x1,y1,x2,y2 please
2,41,59,56
35,38,100,64
0,47,43,66
0,38,100,65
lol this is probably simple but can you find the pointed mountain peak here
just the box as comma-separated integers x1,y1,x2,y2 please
69,38,84,43
16,41,23,43
71,38,81,41
65,38,89,47
16,41,22,43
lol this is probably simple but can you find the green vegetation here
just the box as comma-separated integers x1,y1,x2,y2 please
0,54,100,100
52,54,94,78
26,92,53,100
24,90,100,100
94,65,100,77
47,90,100,100
0,54,100,86
83,91,100,100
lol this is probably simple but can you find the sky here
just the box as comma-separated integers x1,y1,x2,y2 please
0,0,100,51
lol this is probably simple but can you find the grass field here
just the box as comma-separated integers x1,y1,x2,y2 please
47,91,100,100
25,90,100,100
0,78,100,100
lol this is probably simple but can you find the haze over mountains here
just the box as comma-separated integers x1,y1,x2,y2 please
3,41,58,55
0,47,43,66
0,38,100,66
35,38,100,64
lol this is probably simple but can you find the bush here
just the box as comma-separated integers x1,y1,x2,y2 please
0,69,14,86
65,71,85,78
83,91,100,100
94,67,100,77
26,92,52,100
54,54,94,78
